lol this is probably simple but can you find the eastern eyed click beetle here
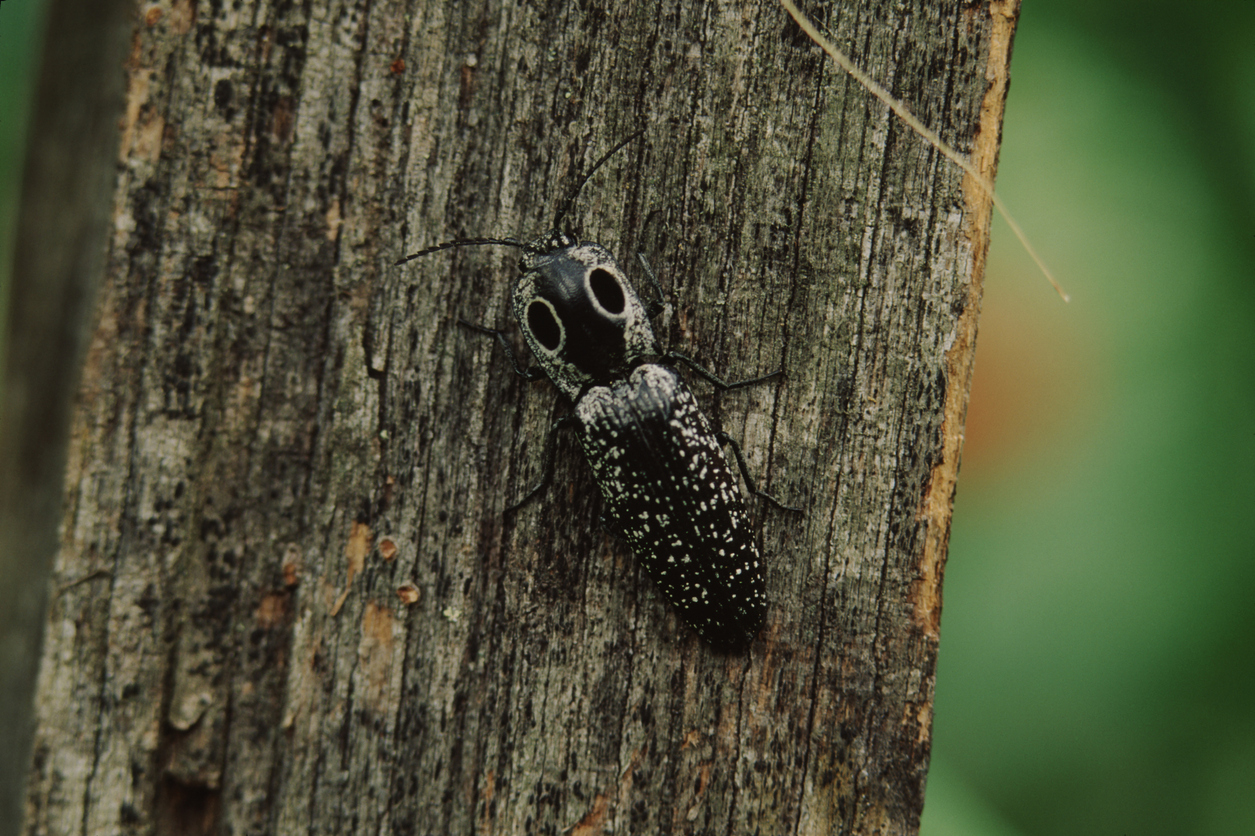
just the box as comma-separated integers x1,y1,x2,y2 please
398,132,796,652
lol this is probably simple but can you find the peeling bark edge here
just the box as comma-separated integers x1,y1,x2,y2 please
914,0,1019,646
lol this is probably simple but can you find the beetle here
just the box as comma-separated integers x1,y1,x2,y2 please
399,134,795,651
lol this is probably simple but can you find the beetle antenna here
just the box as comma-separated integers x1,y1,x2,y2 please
550,128,647,231
395,236,524,267
395,129,645,266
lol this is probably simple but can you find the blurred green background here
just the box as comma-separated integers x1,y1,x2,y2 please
2,1,1251,834
922,1,1255,835
0,0,48,386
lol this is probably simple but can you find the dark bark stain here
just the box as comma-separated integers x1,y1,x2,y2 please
154,775,220,836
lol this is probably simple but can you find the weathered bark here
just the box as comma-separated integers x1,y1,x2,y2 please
17,0,1013,833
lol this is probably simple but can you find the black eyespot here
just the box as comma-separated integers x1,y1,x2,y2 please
528,300,562,351
589,268,625,315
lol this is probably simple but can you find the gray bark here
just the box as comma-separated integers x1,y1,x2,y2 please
14,0,1015,833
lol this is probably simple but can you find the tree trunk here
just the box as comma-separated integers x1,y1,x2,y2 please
17,0,1014,833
